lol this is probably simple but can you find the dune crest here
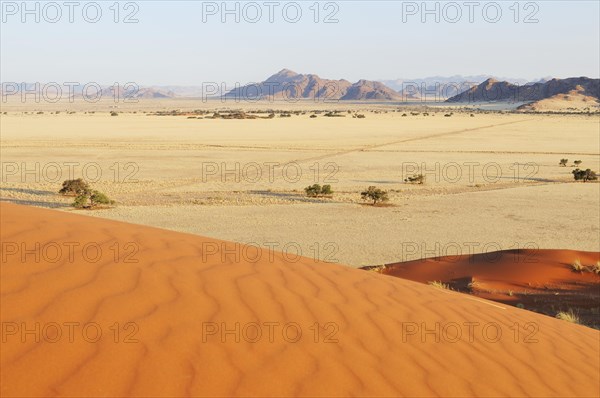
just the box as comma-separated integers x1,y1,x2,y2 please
1,203,599,397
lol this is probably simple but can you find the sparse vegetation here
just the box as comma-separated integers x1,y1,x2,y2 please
559,158,568,167
361,186,389,205
570,259,600,274
58,178,90,196
556,309,580,324
573,160,582,167
110,111,119,116
63,179,114,209
323,112,345,118
362,264,387,273
405,174,425,184
304,184,333,198
572,168,598,182
428,281,450,290
571,259,585,272
592,261,600,275
73,189,115,209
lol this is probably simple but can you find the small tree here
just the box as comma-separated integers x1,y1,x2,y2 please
572,169,598,182
59,178,90,196
304,184,333,197
361,186,389,205
73,193,89,209
574,160,582,167
90,190,114,207
405,174,425,184
72,189,114,209
305,184,322,197
559,158,568,167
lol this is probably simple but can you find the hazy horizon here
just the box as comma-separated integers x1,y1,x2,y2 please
1,1,599,85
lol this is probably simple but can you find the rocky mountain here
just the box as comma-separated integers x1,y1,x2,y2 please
99,86,176,100
223,69,402,101
446,77,599,104
380,75,557,101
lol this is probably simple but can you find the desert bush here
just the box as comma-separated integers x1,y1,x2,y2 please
574,160,582,167
90,190,114,207
572,168,598,182
361,186,389,205
110,111,118,116
304,184,333,197
556,309,580,324
321,184,333,195
323,112,345,117
59,179,90,196
571,259,585,272
310,114,317,118
405,174,425,184
73,189,114,209
559,158,568,167
428,281,450,289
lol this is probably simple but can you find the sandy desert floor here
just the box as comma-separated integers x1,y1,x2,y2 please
1,101,598,267
1,202,599,397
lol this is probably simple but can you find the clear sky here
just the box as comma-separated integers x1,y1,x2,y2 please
1,0,599,85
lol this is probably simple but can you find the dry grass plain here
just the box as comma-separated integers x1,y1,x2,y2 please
1,100,599,266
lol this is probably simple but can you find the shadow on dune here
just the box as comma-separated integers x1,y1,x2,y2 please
0,197,69,209
363,249,600,329
0,187,55,196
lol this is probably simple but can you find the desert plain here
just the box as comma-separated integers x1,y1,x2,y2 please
1,100,599,267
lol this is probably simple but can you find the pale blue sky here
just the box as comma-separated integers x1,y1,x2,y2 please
1,1,598,84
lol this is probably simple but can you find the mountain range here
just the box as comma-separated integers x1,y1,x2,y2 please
2,73,597,110
223,69,402,101
446,77,600,110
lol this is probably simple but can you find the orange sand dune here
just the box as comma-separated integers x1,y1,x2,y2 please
1,203,599,397
373,250,600,327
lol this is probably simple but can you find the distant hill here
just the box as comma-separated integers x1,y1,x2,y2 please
224,69,402,101
99,86,176,100
379,75,541,100
446,77,599,109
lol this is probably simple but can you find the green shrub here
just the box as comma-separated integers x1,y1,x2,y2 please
73,193,89,208
304,184,333,198
559,158,568,167
572,168,598,182
59,179,90,196
72,189,114,209
361,186,389,205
